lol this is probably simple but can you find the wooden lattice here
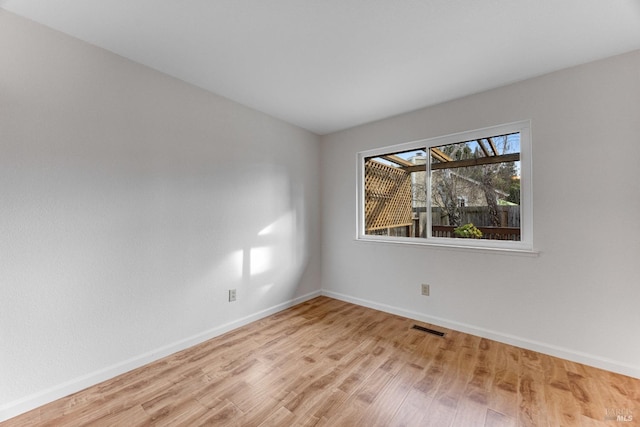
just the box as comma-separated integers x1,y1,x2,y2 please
364,159,412,231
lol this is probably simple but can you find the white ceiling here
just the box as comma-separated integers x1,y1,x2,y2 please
3,1,640,135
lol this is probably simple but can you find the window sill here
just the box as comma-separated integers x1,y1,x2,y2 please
355,235,540,257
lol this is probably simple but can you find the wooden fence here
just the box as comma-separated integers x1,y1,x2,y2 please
431,206,520,228
432,225,521,241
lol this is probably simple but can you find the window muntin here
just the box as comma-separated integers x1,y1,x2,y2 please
358,121,532,251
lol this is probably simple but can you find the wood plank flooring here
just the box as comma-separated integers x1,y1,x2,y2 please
3,296,639,426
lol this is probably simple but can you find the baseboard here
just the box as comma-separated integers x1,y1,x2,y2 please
322,290,640,380
0,290,322,423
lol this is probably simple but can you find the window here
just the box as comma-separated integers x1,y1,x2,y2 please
357,121,533,251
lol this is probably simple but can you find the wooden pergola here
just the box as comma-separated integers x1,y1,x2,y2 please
365,136,520,234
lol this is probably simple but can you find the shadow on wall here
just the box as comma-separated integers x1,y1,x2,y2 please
0,159,312,402
202,164,310,313
0,157,314,417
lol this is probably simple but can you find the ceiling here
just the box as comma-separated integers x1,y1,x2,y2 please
2,1,640,135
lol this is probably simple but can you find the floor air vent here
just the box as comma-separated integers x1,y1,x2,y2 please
411,324,445,337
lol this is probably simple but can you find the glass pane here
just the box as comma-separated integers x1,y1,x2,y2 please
364,149,426,237
430,133,521,241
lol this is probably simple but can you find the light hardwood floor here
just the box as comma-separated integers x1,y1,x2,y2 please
3,296,639,426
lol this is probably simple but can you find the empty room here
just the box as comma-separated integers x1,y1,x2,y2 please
1,1,639,426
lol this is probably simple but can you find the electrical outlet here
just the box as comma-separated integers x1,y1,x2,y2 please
229,289,237,302
421,284,430,296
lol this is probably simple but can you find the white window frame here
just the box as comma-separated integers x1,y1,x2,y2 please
356,120,534,253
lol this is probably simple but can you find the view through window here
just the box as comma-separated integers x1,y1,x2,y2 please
359,121,532,250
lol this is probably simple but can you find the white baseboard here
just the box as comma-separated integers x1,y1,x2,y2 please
322,290,640,380
0,290,322,423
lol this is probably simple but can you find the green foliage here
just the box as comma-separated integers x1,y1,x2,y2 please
454,223,483,238
507,178,520,205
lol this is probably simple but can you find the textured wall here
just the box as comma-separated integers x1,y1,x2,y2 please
0,10,321,419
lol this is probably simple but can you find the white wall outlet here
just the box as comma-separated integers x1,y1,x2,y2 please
421,284,430,296
228,289,237,302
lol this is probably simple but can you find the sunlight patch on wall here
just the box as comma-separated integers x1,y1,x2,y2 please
249,247,272,276
257,223,275,236
258,211,294,238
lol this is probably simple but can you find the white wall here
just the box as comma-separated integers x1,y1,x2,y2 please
0,11,321,420
321,50,640,378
